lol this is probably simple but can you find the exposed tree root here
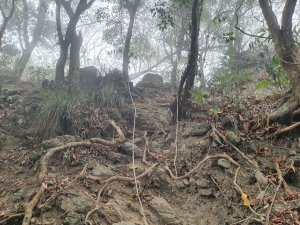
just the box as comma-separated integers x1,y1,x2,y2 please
22,120,125,225
165,153,240,180
213,126,259,169
84,163,158,225
94,163,158,199
268,97,299,124
0,213,25,224
275,121,300,136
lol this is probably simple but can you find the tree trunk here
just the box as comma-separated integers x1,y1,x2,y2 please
170,25,185,91
122,0,141,84
13,0,48,80
68,32,83,94
55,43,69,87
0,0,15,48
54,0,95,88
171,0,203,123
259,0,300,122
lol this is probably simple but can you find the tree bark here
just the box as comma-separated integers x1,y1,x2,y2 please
13,0,48,80
68,32,83,94
170,24,185,91
171,0,203,122
122,0,141,84
259,0,300,122
0,0,15,48
54,0,95,88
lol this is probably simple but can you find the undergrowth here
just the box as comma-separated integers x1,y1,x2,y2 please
33,91,81,140
91,85,125,107
33,85,124,140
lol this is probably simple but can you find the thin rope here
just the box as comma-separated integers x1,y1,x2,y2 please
173,94,179,177
128,84,148,225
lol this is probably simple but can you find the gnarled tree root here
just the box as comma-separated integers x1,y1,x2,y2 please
268,97,299,124
22,120,125,225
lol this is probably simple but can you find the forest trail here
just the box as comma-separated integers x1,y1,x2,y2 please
0,71,300,225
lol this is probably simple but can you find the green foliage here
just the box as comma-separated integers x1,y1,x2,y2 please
91,85,125,108
190,88,220,119
207,69,251,93
190,89,206,105
33,91,81,140
257,55,290,90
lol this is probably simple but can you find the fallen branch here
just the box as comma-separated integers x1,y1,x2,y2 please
22,120,125,225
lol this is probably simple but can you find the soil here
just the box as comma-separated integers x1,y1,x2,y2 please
0,71,300,225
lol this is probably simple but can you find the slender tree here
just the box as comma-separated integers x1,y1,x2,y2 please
258,0,300,122
171,0,204,122
13,0,49,80
0,0,15,48
122,0,141,84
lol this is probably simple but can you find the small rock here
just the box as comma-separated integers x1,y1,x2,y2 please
255,170,268,186
113,222,135,225
183,179,190,186
196,179,210,188
64,212,82,225
217,159,231,169
149,196,182,225
198,188,214,197
183,123,211,138
91,164,114,177
61,196,93,213
189,177,196,186
288,150,297,156
225,132,240,144
175,180,186,189
248,219,263,225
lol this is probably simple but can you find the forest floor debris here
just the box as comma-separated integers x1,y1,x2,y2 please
0,72,300,225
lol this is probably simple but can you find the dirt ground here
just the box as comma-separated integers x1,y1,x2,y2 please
0,72,300,225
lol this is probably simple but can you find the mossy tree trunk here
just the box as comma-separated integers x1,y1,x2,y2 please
259,0,300,122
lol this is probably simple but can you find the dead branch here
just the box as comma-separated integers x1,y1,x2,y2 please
142,131,148,163
213,126,259,169
275,161,292,195
165,153,240,180
22,120,125,225
274,121,300,136
0,213,25,224
265,161,292,225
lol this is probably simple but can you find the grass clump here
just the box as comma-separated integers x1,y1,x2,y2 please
92,85,125,108
33,91,81,140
